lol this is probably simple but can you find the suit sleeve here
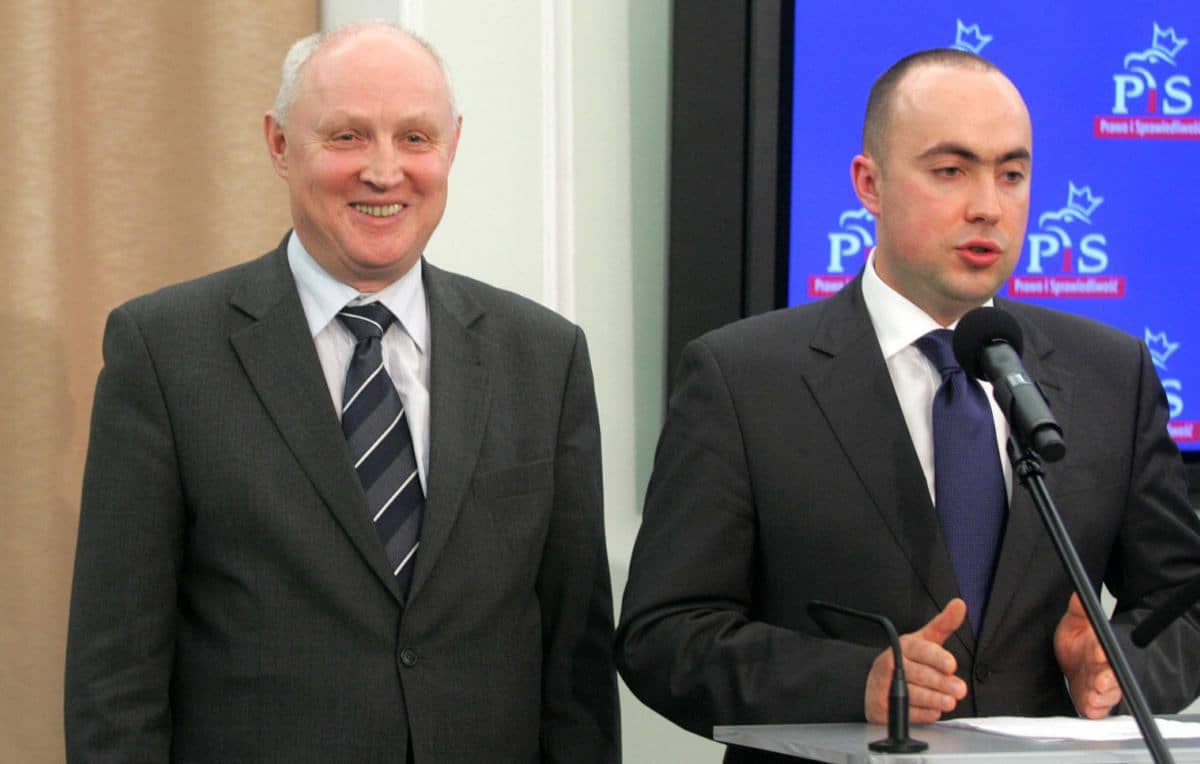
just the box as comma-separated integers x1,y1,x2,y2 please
537,326,621,763
65,306,183,763
1107,340,1200,711
615,338,878,738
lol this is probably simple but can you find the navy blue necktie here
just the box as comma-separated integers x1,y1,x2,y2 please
915,329,1007,635
338,302,424,598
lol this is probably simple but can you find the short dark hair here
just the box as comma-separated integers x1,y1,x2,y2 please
862,49,1000,161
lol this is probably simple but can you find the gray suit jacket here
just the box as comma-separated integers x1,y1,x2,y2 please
66,239,619,763
615,275,1200,763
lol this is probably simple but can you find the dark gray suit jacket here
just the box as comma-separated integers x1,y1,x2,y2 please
615,275,1200,763
65,239,619,763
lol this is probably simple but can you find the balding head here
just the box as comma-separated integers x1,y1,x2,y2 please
271,21,457,130
862,49,1001,164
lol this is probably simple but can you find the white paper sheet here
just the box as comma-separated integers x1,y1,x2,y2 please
940,715,1200,742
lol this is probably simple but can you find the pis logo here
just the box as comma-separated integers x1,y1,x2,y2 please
808,207,873,298
1096,23,1198,139
826,208,875,273
1147,328,1185,420
1026,182,1107,274
1008,182,1126,299
1113,23,1191,116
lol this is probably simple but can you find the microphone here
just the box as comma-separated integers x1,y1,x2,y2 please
1132,576,1200,648
952,307,1066,462
807,601,927,754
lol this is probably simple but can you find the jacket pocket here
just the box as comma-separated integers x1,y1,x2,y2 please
470,459,553,500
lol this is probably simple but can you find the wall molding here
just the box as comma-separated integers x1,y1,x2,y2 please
540,0,575,318
398,0,423,33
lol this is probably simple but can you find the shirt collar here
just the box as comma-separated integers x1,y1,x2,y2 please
286,231,428,354
860,249,993,360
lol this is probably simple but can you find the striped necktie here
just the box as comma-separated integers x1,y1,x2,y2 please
337,302,424,598
915,329,1007,636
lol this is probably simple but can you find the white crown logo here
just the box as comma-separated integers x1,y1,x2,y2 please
837,207,876,248
838,208,875,227
1152,23,1188,60
1037,181,1104,228
952,19,993,54
1145,328,1180,369
1067,183,1104,218
1126,22,1189,68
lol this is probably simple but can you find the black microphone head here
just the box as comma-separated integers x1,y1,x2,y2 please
952,307,1025,380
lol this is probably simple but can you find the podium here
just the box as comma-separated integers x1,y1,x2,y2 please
714,715,1200,762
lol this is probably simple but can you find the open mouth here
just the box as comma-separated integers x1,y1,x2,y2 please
956,243,1002,267
351,202,404,217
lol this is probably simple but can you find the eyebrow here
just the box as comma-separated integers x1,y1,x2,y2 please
917,142,1031,164
316,109,444,128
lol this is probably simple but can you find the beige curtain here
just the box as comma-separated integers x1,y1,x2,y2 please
0,2,317,760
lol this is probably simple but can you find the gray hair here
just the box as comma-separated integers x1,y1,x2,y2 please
271,21,458,129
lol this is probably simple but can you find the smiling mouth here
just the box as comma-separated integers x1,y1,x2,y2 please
351,203,404,217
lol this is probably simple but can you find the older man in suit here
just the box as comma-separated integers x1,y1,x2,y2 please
615,49,1200,762
65,22,619,764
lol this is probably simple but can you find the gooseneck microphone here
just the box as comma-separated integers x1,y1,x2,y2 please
952,307,1066,462
807,601,928,754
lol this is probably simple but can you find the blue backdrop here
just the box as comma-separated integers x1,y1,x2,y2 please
787,1,1200,451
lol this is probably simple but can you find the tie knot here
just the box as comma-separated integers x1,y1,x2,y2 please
915,329,960,379
337,302,396,342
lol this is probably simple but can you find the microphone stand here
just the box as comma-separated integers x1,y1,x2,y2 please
1009,435,1175,764
807,601,928,754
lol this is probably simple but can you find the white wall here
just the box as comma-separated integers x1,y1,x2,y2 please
321,1,723,761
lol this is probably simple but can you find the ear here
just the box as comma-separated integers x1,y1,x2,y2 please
447,114,463,164
264,112,289,179
850,153,883,215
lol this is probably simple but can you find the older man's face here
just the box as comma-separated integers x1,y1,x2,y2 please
266,29,461,291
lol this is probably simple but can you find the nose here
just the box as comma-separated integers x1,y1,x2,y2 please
360,142,405,189
966,177,1002,225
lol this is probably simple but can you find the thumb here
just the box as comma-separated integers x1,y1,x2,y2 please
1062,592,1089,625
920,598,967,645
1067,592,1085,617
1062,593,1105,660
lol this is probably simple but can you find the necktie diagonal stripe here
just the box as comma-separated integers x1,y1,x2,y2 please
354,410,406,469
338,302,424,597
343,362,387,413
375,471,419,522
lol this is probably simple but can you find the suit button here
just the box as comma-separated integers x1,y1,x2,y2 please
400,648,418,667
975,663,990,683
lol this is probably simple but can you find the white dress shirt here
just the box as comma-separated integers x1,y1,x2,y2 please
287,232,431,493
860,251,1012,505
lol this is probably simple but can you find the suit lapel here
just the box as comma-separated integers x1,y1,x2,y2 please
805,279,972,652
407,262,491,601
228,243,403,601
977,301,1073,648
